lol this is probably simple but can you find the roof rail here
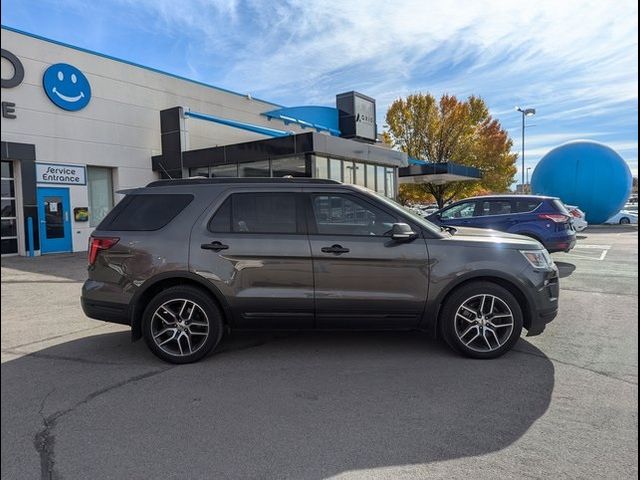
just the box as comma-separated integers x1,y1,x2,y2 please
146,177,341,187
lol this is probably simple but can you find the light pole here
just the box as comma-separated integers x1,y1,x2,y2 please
526,167,532,193
516,106,536,192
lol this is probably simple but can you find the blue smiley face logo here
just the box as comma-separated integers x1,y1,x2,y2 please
43,63,91,111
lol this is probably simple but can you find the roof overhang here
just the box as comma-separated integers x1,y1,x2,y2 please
398,161,482,185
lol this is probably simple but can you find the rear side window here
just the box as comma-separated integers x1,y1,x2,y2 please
480,200,512,216
98,194,193,231
514,200,542,213
208,193,298,234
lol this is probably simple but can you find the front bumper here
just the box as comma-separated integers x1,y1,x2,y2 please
525,266,560,336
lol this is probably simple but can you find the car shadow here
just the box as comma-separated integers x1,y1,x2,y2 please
555,261,577,278
1,329,554,479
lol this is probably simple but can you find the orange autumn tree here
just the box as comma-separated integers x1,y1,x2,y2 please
385,93,517,207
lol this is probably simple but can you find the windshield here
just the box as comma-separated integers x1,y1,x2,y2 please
367,190,445,236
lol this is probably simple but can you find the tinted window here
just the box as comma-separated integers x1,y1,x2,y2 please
441,202,477,220
514,199,542,213
312,194,397,236
209,193,298,234
99,194,193,231
480,200,512,216
208,197,231,232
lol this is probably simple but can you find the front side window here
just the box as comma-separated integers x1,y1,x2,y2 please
441,202,477,220
311,194,397,236
208,193,298,234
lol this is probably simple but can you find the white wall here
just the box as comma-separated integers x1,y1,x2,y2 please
1,27,307,252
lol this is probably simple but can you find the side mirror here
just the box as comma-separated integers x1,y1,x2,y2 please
391,223,417,241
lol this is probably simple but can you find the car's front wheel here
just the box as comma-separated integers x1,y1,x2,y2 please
142,285,223,364
440,282,523,359
619,217,631,225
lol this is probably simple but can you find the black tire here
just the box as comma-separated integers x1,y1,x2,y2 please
620,217,630,225
142,285,223,364
440,281,523,359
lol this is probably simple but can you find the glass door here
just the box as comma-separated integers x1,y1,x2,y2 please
37,187,72,254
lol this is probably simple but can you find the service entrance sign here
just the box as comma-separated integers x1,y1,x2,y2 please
36,163,86,185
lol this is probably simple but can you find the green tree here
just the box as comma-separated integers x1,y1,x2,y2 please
385,93,518,207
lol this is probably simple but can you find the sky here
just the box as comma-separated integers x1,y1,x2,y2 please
2,0,638,181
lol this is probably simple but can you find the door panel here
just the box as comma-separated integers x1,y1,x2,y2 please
307,192,429,329
37,187,72,254
189,191,314,329
310,235,430,328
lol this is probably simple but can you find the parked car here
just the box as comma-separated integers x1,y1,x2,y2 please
82,178,559,364
605,210,638,225
566,205,588,232
426,195,577,253
623,203,638,213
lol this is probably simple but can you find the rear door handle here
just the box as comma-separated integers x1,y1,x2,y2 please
201,241,229,252
321,244,350,254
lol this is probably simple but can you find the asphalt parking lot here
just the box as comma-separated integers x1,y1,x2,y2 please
1,225,637,480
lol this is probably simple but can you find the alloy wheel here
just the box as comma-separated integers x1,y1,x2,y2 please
150,299,210,357
454,294,515,353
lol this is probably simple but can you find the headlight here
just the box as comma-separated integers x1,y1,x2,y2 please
520,250,553,269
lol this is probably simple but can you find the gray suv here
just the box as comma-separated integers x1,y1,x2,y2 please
81,178,559,363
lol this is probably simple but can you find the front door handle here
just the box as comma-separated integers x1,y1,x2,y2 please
201,241,229,252
321,244,350,254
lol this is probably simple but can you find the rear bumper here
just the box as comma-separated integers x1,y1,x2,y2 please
545,234,577,253
81,296,130,326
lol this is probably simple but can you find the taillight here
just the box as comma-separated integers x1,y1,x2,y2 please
570,209,582,218
538,213,570,223
88,236,119,265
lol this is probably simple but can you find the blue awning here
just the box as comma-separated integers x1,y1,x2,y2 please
262,106,341,136
185,110,294,138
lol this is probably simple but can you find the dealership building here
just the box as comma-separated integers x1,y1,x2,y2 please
1,25,479,256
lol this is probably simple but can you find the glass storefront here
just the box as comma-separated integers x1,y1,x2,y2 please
190,155,398,198
191,157,307,179
213,164,238,177
239,160,270,177
1,160,18,255
87,167,114,227
313,155,396,198
329,158,342,182
271,157,306,177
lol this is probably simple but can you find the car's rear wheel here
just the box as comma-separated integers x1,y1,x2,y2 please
142,285,223,364
440,282,523,359
620,217,631,225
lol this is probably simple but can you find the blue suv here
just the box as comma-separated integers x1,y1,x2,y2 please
427,195,576,253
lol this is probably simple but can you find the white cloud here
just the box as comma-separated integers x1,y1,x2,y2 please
112,0,637,175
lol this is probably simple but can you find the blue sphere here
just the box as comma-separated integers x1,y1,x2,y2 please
531,141,632,224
